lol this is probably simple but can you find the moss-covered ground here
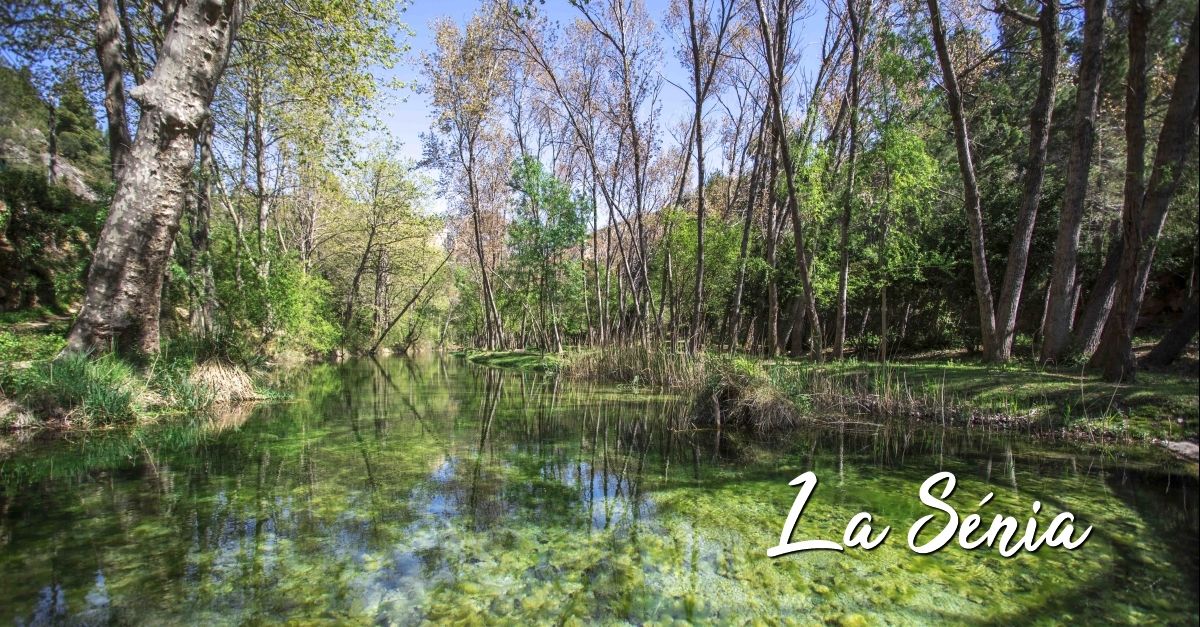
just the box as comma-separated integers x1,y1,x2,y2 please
460,347,1198,443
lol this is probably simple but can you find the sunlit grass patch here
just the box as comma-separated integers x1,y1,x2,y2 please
465,349,565,372
7,352,144,425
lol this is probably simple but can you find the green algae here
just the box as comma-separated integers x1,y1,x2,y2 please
0,356,1196,625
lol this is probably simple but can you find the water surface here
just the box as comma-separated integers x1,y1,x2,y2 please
1,356,1197,624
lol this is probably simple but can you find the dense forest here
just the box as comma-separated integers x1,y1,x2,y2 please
0,0,1197,415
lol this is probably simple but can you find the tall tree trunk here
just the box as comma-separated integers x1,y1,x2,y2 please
683,0,733,352
342,220,378,340
252,85,270,281
1090,1,1152,380
189,121,216,337
728,114,768,352
46,104,59,183
66,0,247,356
95,0,133,177
592,182,604,346
467,149,503,350
372,248,389,342
370,249,453,355
687,0,706,353
1072,240,1122,356
754,0,824,360
765,199,781,356
926,0,998,360
1092,9,1199,381
993,0,1060,361
833,0,863,360
1144,292,1199,367
1040,0,1107,362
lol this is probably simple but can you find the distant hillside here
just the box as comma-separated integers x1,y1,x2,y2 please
0,64,110,200
0,64,109,312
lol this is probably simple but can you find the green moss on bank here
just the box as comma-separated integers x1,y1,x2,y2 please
762,358,1197,440
463,349,564,372
463,347,1197,443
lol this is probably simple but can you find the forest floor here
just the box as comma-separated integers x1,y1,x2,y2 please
459,345,1199,449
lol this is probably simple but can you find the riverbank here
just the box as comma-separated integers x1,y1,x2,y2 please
0,312,268,432
459,348,1199,447
3,355,1196,624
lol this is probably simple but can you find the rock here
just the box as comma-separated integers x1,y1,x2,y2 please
1159,440,1199,462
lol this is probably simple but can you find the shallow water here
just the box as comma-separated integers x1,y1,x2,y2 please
1,356,1197,625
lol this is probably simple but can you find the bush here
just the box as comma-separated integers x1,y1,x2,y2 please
10,353,143,425
0,328,66,361
703,356,795,428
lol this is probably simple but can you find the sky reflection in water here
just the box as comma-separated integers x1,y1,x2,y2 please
0,355,1197,624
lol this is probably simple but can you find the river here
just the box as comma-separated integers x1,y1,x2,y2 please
1,356,1196,624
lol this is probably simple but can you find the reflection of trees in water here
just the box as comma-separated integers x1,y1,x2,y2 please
2,356,1197,624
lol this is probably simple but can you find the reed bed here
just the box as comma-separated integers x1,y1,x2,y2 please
561,346,706,388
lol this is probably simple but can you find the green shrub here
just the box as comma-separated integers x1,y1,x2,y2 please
0,329,66,361
10,353,142,424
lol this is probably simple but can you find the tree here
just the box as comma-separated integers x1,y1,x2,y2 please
1091,8,1199,381
669,0,737,352
752,0,824,360
424,12,510,351
507,157,588,352
1040,0,1107,362
925,0,1059,362
65,0,248,356
832,0,866,359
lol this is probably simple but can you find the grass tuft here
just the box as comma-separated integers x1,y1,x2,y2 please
562,347,705,388
8,353,144,425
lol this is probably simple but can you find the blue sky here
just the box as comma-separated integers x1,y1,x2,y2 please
374,0,830,170
376,0,696,167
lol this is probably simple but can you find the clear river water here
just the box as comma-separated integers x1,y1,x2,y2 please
0,356,1197,624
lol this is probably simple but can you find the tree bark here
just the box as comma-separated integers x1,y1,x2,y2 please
833,0,863,360
189,121,216,337
466,143,503,350
1040,0,1106,362
66,0,248,356
370,249,453,355
927,0,999,360
727,114,766,352
687,0,707,353
993,0,1059,361
1092,9,1199,381
1072,239,1121,357
1144,292,1199,367
95,0,133,178
754,0,824,360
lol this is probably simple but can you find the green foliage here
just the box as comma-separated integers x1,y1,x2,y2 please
50,73,107,177
0,167,103,311
0,328,65,361
465,349,563,371
504,157,589,348
269,261,341,354
0,64,48,155
212,251,341,358
7,353,142,424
